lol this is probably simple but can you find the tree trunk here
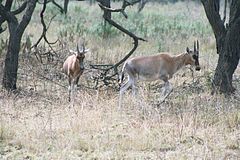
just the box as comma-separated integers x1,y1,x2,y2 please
64,0,69,14
1,0,36,91
2,22,21,90
202,0,240,94
102,0,111,20
213,20,240,93
99,0,111,38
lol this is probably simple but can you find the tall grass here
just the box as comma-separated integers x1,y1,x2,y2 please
20,1,212,51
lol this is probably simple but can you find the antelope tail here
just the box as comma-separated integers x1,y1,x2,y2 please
118,62,127,86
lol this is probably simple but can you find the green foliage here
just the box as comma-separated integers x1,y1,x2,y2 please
41,2,212,46
89,22,119,38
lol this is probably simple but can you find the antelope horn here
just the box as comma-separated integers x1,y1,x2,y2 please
194,41,196,52
77,44,80,53
197,40,199,51
82,43,85,52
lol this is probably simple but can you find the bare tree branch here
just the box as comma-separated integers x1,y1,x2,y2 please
213,0,220,13
201,0,227,55
0,4,18,24
0,25,6,33
4,0,14,11
90,0,146,88
32,0,58,48
12,1,27,15
17,1,36,35
37,0,51,4
98,0,141,18
52,0,64,13
64,0,69,14
201,0,226,37
229,0,240,25
103,17,146,71
96,0,146,72
0,1,28,34
138,0,148,12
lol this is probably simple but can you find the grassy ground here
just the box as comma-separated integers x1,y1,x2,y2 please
0,1,240,159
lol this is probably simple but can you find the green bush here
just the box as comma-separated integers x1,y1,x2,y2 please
43,2,212,44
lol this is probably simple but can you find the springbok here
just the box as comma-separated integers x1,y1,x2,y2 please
119,40,200,109
62,43,89,102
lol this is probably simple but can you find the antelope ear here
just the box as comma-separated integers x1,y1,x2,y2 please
69,49,77,55
186,47,190,53
69,49,74,53
83,48,90,54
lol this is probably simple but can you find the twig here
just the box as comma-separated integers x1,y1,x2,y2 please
159,89,173,104
52,0,64,13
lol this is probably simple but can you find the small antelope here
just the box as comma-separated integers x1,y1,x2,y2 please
62,43,89,102
119,41,200,109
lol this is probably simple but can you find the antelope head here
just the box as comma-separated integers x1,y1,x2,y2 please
186,40,201,71
70,43,89,70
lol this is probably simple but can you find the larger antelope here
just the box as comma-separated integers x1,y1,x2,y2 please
63,43,89,102
119,41,201,109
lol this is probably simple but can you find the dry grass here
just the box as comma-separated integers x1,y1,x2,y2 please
0,77,239,159
0,54,239,159
0,1,240,160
